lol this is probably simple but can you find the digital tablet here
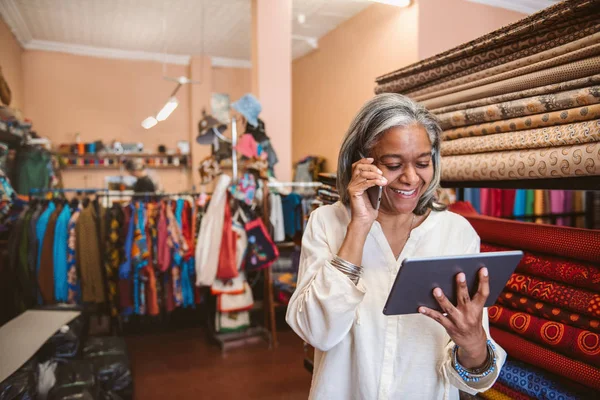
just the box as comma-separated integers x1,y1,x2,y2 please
383,251,523,316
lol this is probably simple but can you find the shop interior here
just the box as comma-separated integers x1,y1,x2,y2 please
0,0,599,399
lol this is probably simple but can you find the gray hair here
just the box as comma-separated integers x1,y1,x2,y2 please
336,93,446,215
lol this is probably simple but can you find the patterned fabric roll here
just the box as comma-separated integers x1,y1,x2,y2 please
375,0,600,88
436,86,600,130
441,120,600,156
499,359,585,400
432,75,600,116
441,142,600,182
104,206,124,317
479,388,513,400
506,273,600,319
480,243,600,292
489,326,600,390
421,55,600,110
488,305,600,366
492,382,533,400
448,201,600,263
442,104,600,141
413,40,600,101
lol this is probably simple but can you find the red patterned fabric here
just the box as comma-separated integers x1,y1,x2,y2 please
492,381,532,400
488,305,600,367
496,291,600,333
481,243,600,292
490,327,600,390
449,202,600,263
506,273,600,319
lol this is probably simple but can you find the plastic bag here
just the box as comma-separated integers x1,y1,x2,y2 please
47,386,96,400
38,314,86,361
87,355,132,399
82,337,127,358
0,359,37,400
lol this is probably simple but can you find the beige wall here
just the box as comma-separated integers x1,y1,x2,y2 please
418,0,526,60
292,0,526,172
292,3,419,172
0,16,24,111
212,67,251,103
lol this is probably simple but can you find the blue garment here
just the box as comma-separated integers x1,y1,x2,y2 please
181,258,195,308
133,203,149,315
173,199,184,268
499,359,580,400
119,204,135,316
53,205,72,302
513,189,527,221
470,189,481,213
281,193,302,238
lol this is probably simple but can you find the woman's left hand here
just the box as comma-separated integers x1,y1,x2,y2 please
419,268,489,368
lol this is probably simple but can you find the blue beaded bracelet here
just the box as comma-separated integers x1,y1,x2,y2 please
452,339,497,383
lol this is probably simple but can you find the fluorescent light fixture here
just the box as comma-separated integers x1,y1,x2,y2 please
141,116,158,129
156,97,179,121
371,0,411,7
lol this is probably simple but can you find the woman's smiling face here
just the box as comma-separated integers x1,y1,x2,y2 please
370,124,434,215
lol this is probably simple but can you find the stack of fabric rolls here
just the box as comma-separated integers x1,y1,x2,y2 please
375,0,600,183
450,201,600,399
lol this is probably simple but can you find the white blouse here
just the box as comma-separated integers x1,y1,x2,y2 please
286,202,506,400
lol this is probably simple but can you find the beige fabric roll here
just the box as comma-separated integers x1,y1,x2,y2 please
442,104,600,140
409,34,600,100
441,120,600,156
437,86,600,130
421,55,600,110
431,74,600,115
441,142,600,181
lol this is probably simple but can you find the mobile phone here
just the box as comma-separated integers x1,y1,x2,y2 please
358,151,382,210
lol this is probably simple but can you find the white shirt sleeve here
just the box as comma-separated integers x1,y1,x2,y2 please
442,235,508,394
285,210,366,352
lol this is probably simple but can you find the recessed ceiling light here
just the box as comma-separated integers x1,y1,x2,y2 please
297,13,306,24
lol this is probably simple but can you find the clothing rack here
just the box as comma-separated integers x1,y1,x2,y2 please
267,181,322,188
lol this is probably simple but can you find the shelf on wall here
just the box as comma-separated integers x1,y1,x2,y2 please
60,165,189,170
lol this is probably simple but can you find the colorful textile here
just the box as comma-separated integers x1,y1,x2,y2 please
441,120,600,156
132,203,150,314
118,205,134,316
479,388,514,400
437,86,600,130
496,291,600,334
66,208,81,304
525,190,535,217
506,273,600,318
442,104,600,140
216,199,238,281
75,204,106,303
104,206,123,317
480,243,600,292
490,326,600,390
421,55,600,110
53,204,72,303
492,382,532,400
375,1,600,90
408,32,600,99
244,217,279,272
499,359,583,400
513,190,527,221
488,305,600,367
156,203,170,271
39,204,62,304
449,201,600,263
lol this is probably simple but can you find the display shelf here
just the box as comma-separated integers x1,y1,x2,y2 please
56,153,190,170
60,165,188,170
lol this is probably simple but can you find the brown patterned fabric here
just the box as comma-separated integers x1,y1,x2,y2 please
441,120,600,156
431,74,600,115
437,86,600,130
410,38,600,100
375,0,600,85
421,55,600,110
441,142,600,181
442,104,600,140
397,23,600,96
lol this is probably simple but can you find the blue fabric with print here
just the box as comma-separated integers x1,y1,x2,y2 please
53,205,72,302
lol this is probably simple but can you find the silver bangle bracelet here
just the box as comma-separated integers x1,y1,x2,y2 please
331,256,362,284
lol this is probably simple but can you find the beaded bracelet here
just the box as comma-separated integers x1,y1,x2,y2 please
452,339,497,383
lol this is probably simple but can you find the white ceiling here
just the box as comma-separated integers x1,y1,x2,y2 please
0,0,558,66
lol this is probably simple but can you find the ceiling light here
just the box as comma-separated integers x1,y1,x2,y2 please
141,116,158,129
156,97,179,121
297,14,306,24
370,0,411,7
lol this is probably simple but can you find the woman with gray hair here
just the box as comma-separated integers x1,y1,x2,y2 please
286,94,506,399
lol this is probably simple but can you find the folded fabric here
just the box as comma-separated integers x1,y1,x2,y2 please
441,142,600,182
490,326,600,390
375,0,598,90
449,201,600,264
432,74,600,116
499,359,584,400
491,382,533,400
217,281,254,313
479,388,513,400
488,305,600,366
408,32,600,99
421,55,600,110
442,104,600,141
436,85,600,130
506,273,600,319
441,120,600,156
215,310,250,333
481,243,600,292
211,272,246,295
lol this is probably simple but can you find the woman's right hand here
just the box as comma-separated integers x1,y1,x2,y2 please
347,158,387,228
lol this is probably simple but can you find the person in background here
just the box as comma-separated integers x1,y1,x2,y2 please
286,93,506,399
125,158,156,193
